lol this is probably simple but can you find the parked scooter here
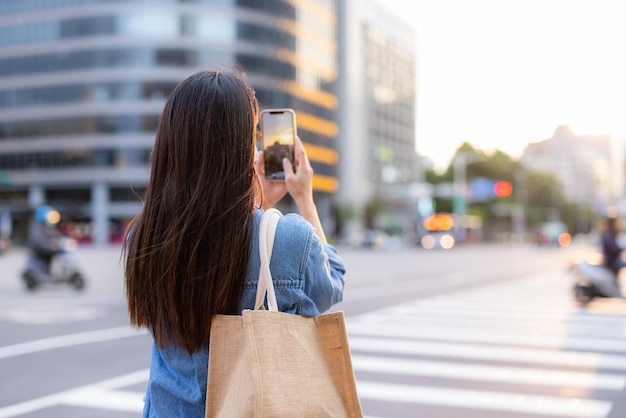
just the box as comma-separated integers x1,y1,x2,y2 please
22,237,86,291
570,251,622,306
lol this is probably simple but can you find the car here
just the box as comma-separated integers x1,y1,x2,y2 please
420,231,455,250
537,221,571,247
0,236,10,254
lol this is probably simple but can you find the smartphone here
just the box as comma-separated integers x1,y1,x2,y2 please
260,108,296,180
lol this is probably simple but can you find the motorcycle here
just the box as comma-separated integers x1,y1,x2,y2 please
570,251,622,306
21,237,86,291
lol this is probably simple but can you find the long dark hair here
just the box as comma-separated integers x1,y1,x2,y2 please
123,68,260,354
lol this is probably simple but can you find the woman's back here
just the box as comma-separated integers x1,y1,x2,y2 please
142,210,345,417
123,67,346,417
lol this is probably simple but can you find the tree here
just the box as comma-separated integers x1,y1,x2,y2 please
424,141,595,237
364,196,384,230
525,171,565,224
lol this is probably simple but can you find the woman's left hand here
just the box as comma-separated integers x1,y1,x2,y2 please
255,150,287,210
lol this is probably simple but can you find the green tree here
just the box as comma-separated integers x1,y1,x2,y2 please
524,171,565,225
424,141,595,237
364,196,384,230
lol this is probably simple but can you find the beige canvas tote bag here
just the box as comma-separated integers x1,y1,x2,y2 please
206,208,363,417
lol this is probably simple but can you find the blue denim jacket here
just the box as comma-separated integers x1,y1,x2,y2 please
143,209,346,417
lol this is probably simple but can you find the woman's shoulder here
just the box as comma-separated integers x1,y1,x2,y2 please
256,209,315,249
277,212,312,229
256,209,312,230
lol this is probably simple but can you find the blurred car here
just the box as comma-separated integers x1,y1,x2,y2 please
0,236,9,254
537,221,571,247
420,231,455,250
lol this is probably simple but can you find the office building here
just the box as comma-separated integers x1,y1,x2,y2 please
0,0,340,245
337,0,418,240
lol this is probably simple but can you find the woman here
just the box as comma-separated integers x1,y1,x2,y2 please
123,68,345,417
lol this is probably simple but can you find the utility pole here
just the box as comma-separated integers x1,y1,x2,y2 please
453,154,467,242
512,169,527,241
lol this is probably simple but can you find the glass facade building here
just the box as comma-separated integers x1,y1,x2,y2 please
0,0,339,245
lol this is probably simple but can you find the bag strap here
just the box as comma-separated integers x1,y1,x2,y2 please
254,208,281,311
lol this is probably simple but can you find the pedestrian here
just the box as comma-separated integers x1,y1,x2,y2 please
601,216,626,282
122,68,345,417
26,205,62,276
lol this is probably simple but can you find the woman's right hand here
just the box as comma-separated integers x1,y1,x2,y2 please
255,150,287,210
282,137,327,243
282,136,314,207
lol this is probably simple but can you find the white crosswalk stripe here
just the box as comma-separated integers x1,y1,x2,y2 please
347,270,626,417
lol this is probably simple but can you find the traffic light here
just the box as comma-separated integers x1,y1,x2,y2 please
493,181,513,197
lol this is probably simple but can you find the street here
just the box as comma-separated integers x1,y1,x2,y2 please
1,241,626,417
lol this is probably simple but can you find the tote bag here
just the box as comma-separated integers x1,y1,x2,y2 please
206,209,363,418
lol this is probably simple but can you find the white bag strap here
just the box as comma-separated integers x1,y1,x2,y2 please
254,208,281,311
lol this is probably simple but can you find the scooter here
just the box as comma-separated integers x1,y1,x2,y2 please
570,251,622,306
21,237,86,291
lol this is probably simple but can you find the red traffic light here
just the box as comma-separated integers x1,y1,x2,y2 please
493,181,513,197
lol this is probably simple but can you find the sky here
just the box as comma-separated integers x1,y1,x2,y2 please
377,0,626,171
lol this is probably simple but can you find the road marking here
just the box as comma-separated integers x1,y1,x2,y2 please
352,354,626,390
344,267,498,302
345,270,623,417
0,326,147,359
59,388,144,412
356,289,626,325
0,305,104,324
348,322,626,352
1,269,621,417
353,308,626,341
0,369,148,418
349,336,626,371
376,303,626,326
356,380,612,418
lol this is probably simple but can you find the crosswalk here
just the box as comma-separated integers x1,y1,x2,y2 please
348,270,626,417
2,269,625,417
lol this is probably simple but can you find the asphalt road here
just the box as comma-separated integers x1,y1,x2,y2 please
1,241,625,418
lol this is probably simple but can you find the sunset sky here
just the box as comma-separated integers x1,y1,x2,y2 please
378,0,626,171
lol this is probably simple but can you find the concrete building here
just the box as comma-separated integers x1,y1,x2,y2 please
337,0,418,241
0,0,340,245
521,125,623,219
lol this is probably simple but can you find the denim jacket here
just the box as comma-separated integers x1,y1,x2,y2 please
143,209,346,417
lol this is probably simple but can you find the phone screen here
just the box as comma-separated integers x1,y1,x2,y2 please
261,109,296,180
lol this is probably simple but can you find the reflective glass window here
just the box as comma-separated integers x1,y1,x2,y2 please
0,0,130,14
61,16,115,37
111,186,146,201
114,149,150,167
183,15,235,42
0,115,158,138
155,49,196,67
237,22,294,49
142,82,176,100
118,12,178,38
0,148,148,170
235,0,295,18
0,82,154,108
237,55,295,81
0,49,152,77
0,21,59,47
46,188,91,201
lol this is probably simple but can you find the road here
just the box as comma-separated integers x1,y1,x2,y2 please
1,241,625,418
